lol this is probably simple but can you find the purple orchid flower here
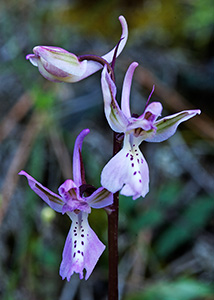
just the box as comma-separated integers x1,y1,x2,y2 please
19,129,113,280
101,62,201,200
26,16,128,83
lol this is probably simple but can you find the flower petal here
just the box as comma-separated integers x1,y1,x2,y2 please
26,54,39,66
86,187,113,209
102,15,128,64
126,102,163,132
81,15,128,80
101,134,149,199
58,179,79,201
34,46,87,76
60,212,105,280
58,179,91,214
101,65,128,132
73,129,90,187
18,170,64,212
145,109,201,143
121,62,138,118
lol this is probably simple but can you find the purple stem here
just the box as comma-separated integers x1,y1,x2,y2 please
79,53,121,299
107,132,122,300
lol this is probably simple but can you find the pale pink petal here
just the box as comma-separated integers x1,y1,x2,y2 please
60,212,105,280
101,65,128,132
33,46,87,76
139,102,163,123
121,62,138,118
81,15,128,80
73,129,90,187
101,134,149,199
26,54,38,66
86,187,113,209
145,109,201,143
18,170,64,212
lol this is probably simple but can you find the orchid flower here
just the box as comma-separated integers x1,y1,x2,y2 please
19,129,113,280
101,62,201,200
26,16,128,83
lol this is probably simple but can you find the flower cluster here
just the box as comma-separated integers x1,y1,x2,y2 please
20,15,200,280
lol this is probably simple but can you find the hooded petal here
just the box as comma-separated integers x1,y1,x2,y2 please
145,109,201,143
121,62,138,118
86,187,113,209
34,46,87,76
18,170,64,212
101,134,149,200
126,102,163,132
26,46,88,83
73,129,90,187
60,212,105,280
101,65,129,132
58,179,91,214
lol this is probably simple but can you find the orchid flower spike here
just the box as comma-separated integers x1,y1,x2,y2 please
101,62,201,200
26,16,128,83
19,129,113,280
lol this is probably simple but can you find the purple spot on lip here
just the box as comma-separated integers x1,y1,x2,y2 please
131,163,134,167
139,179,142,183
130,156,134,161
81,252,84,256
81,241,84,245
81,234,84,237
137,159,140,164
133,171,137,175
73,252,76,258
126,153,129,157
77,250,80,253
141,159,143,163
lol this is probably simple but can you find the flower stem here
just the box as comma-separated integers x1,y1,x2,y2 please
78,54,115,82
108,132,123,300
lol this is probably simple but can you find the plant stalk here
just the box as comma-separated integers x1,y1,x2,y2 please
108,132,122,300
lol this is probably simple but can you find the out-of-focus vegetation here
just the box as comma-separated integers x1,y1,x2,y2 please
0,0,214,299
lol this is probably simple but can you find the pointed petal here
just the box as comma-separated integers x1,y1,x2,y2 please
86,187,113,209
101,65,129,132
26,54,39,66
121,62,138,118
102,15,128,63
145,109,201,143
60,212,105,281
79,15,128,80
18,170,64,212
73,129,90,187
101,134,149,200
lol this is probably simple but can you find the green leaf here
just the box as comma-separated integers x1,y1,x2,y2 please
156,196,214,257
126,278,214,300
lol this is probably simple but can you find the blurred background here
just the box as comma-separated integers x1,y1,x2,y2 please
0,0,214,299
